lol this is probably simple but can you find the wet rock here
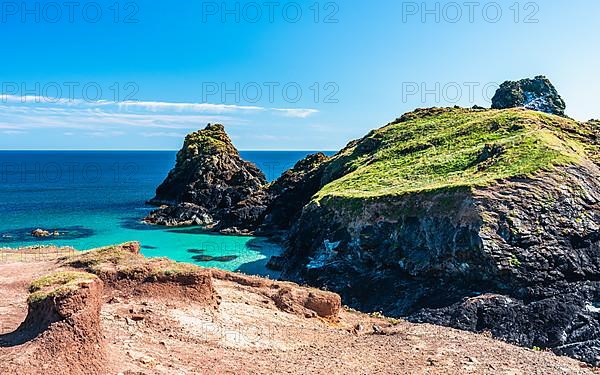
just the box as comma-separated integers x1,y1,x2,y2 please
31,229,52,237
144,203,213,227
266,255,286,271
191,255,238,262
491,76,566,116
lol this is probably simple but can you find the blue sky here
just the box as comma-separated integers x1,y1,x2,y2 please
1,0,599,150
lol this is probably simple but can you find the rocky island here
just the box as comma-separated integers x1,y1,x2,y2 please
145,76,600,366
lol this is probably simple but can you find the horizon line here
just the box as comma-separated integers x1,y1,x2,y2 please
0,149,340,152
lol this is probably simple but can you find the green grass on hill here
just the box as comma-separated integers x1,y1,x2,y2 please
315,108,594,202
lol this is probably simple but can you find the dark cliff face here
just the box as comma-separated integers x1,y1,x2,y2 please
280,164,600,365
258,152,330,234
410,165,600,365
269,102,600,365
145,124,268,231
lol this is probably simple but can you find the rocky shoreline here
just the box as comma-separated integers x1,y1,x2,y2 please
143,77,600,365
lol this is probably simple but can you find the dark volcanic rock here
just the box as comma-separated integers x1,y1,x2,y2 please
144,203,213,227
258,152,330,234
280,164,600,365
145,124,268,230
491,75,566,116
409,289,600,365
192,254,238,262
266,255,286,271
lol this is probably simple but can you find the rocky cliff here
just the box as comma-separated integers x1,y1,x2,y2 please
145,123,269,232
276,106,600,364
145,123,330,234
257,152,330,234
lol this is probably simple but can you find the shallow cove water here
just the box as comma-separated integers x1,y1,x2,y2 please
0,150,333,277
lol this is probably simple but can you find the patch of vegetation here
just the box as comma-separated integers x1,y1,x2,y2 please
28,271,96,303
314,108,594,205
509,256,522,268
63,243,203,281
63,244,135,270
389,318,401,326
178,124,237,161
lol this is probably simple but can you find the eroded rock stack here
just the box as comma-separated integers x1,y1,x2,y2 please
145,124,268,232
145,124,332,235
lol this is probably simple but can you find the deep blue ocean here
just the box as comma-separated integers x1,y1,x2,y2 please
0,151,332,276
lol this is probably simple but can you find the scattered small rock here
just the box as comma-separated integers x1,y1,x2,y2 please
191,255,238,262
31,229,51,237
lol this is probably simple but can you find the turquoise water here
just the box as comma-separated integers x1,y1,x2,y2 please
0,151,331,276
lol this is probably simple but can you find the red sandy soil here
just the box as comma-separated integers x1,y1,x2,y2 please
0,247,598,375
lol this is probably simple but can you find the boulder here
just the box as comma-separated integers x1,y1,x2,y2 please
31,229,51,237
272,287,341,318
491,75,566,116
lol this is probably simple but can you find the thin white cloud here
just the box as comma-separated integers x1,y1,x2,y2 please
0,106,238,130
1,94,73,105
0,95,318,118
0,96,319,143
86,131,126,138
2,130,26,135
116,101,266,114
272,108,320,118
142,131,187,138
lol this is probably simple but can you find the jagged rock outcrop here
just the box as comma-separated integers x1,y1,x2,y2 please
145,124,268,231
258,152,330,234
146,125,331,234
492,75,566,116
